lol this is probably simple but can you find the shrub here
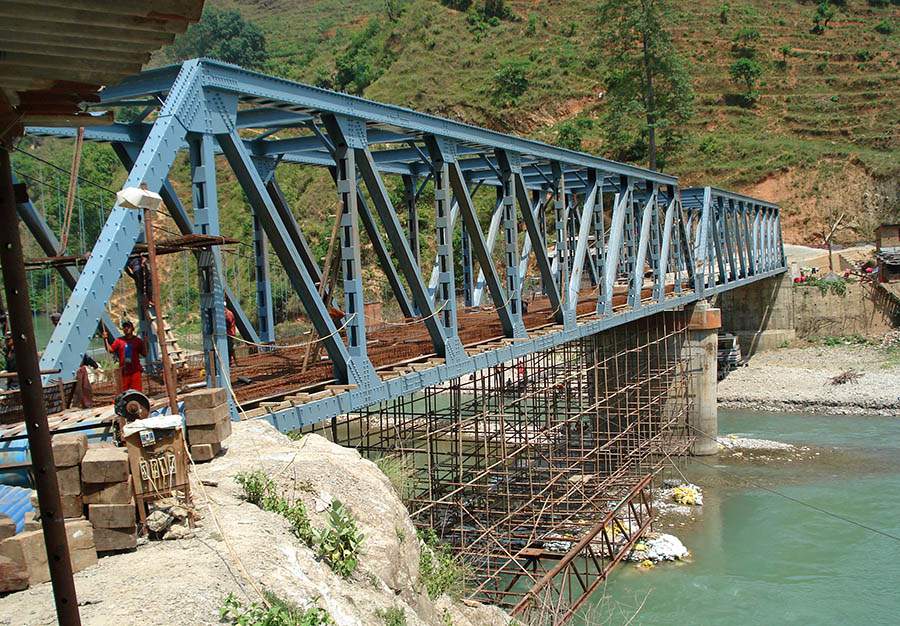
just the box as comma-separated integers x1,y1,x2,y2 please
490,60,530,106
777,45,791,67
719,2,730,24
235,470,274,508
376,607,407,626
874,19,894,34
375,454,415,501
315,501,364,579
440,0,473,9
482,0,511,20
854,49,873,62
731,27,760,58
556,121,584,151
220,591,333,626
235,471,314,547
525,13,538,35
418,529,467,600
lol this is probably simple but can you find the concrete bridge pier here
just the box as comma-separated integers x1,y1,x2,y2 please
686,301,722,455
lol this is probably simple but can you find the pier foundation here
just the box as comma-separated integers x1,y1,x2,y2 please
686,300,721,455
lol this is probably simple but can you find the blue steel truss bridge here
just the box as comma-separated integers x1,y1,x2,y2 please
13,59,785,622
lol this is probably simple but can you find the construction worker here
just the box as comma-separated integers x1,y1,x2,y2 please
224,307,237,367
102,320,146,392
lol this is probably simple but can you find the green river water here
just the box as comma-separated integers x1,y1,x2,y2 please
591,410,900,626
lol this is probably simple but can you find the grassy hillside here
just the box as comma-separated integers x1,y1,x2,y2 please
10,0,899,329
216,0,899,241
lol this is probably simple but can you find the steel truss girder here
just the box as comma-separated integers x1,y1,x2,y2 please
39,60,205,380
352,139,453,356
217,126,363,384
254,266,786,432
24,56,785,408
111,141,259,344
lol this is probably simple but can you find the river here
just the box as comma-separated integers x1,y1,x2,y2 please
590,410,900,626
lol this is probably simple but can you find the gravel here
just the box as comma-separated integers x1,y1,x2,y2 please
718,344,900,416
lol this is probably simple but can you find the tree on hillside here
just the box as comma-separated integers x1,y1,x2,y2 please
811,1,835,35
171,7,268,69
595,0,694,171
729,57,762,104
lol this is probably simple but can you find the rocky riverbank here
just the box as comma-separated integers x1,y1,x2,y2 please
0,421,509,626
717,343,900,416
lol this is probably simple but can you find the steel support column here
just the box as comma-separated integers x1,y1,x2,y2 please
189,133,231,389
425,137,461,353
252,211,275,343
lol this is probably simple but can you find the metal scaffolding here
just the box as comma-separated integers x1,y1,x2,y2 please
311,309,694,624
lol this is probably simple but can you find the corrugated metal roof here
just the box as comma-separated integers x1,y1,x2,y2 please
0,0,205,143
0,484,34,534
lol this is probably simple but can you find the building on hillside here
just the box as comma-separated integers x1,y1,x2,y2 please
875,223,900,283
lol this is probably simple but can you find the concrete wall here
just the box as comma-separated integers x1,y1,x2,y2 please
793,282,895,339
716,273,796,355
717,272,898,354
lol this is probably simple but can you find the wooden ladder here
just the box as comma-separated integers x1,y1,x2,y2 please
147,308,186,369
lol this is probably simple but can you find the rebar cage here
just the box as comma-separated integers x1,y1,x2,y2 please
307,310,696,622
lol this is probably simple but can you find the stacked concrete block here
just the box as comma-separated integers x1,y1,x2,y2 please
183,388,232,462
0,514,15,541
0,519,97,587
81,447,137,552
51,434,88,519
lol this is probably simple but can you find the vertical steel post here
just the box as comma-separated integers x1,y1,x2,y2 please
426,139,460,345
252,213,275,343
189,134,230,391
499,159,522,329
461,221,473,307
551,162,568,308
402,174,420,267
325,118,369,362
0,148,81,625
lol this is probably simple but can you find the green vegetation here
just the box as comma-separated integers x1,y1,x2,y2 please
418,529,467,600
729,57,763,105
811,1,835,35
731,27,761,58
375,606,407,626
315,501,364,579
171,7,268,68
874,19,894,35
816,334,869,347
595,0,694,170
801,276,849,296
490,59,530,106
220,591,333,626
235,471,315,546
235,472,362,578
11,0,899,331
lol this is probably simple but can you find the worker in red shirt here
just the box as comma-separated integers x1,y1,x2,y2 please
102,320,146,392
224,307,238,367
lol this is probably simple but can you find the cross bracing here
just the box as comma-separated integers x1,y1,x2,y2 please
21,58,786,428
